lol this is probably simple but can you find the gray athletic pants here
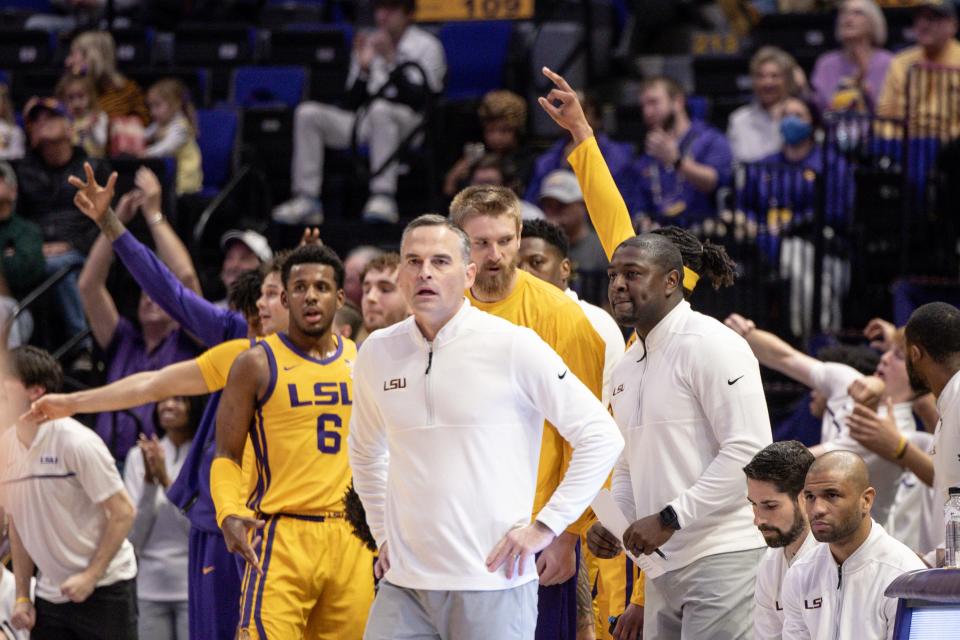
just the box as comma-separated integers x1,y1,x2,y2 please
138,599,189,640
643,547,765,640
363,580,538,640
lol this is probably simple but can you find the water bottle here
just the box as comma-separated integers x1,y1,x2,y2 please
946,487,960,568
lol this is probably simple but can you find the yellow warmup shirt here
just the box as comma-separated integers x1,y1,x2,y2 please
467,269,606,534
246,333,357,516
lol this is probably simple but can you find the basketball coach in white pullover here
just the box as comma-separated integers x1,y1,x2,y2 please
349,214,623,640
587,233,771,639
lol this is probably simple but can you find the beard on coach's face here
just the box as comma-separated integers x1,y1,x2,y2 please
758,504,807,549
905,353,931,395
473,255,518,298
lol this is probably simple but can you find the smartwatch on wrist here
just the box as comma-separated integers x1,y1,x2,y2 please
659,505,680,530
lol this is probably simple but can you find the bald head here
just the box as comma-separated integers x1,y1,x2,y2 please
808,451,871,493
804,451,875,546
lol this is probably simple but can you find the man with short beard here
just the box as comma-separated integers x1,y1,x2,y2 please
743,441,819,640
781,451,924,640
451,185,607,640
357,252,410,345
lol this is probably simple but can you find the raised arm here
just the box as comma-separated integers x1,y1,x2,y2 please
725,313,819,388
539,67,635,260
24,358,208,423
135,166,202,295
71,162,246,346
211,348,267,568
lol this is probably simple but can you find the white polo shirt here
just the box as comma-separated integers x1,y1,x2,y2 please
811,362,916,526
0,418,137,603
754,531,820,640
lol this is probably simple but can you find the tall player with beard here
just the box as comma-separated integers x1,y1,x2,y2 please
450,185,607,640
211,245,374,639
743,442,819,639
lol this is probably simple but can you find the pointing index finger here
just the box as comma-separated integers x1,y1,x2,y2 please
542,66,573,93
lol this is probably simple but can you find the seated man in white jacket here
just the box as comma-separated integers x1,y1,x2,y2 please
348,214,624,640
744,441,820,640
781,451,925,640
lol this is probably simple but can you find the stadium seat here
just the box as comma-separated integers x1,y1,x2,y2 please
1,0,55,11
0,28,54,69
231,66,306,109
528,21,587,136
172,26,255,65
263,26,353,102
197,106,239,196
439,20,513,101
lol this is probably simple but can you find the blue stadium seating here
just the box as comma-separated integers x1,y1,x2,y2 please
231,66,306,109
439,20,513,100
197,107,238,196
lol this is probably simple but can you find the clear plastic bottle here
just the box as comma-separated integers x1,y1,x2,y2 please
946,486,960,568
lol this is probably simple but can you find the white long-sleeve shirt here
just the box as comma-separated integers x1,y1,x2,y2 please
934,370,960,509
565,288,625,408
123,437,192,602
754,531,821,640
781,520,925,640
348,300,623,591
811,362,916,525
609,300,770,572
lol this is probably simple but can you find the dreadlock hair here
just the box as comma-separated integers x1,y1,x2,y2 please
227,268,263,319
651,226,737,295
343,482,377,552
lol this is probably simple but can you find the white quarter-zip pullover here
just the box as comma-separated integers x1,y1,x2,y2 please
754,531,821,639
349,300,623,591
811,362,916,525
609,300,770,572
781,520,925,640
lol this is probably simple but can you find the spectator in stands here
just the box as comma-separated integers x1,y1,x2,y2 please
877,0,960,129
357,252,409,345
57,74,108,159
142,79,202,196
343,245,384,307
725,312,919,528
218,230,272,306
468,153,544,220
0,163,45,348
272,0,447,225
518,218,624,407
124,397,200,640
538,170,608,275
629,76,733,227
781,452,924,639
525,90,634,205
443,90,531,198
2,346,138,640
16,97,111,354
728,46,802,163
73,164,201,461
811,0,892,113
65,31,149,125
761,96,824,171
0,84,24,161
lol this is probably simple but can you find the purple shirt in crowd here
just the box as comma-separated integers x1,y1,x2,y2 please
811,49,893,112
629,120,733,227
94,317,200,461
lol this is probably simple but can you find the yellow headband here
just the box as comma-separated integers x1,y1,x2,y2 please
683,266,700,292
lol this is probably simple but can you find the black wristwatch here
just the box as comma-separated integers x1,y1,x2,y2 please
659,505,681,530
